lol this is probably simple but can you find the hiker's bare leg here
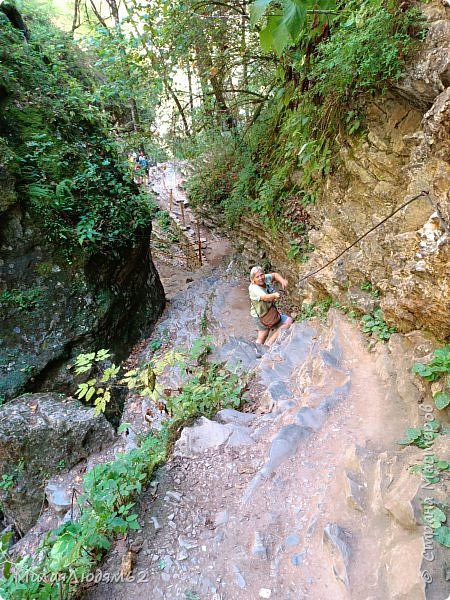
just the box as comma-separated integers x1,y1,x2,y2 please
256,329,269,345
266,317,293,346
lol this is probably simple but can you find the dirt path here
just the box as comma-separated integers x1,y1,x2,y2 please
82,164,437,600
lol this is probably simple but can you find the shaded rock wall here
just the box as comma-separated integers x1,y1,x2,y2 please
0,193,165,400
229,1,450,341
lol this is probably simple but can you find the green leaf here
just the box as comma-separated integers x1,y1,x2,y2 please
260,15,291,55
85,386,96,402
434,391,450,410
434,526,450,548
95,349,111,361
282,0,306,40
117,422,132,434
249,0,273,26
76,383,88,399
412,362,435,379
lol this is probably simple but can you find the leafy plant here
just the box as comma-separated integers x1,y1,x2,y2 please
411,455,449,484
412,346,450,410
297,298,335,322
149,338,163,353
287,239,314,262
398,420,441,449
73,349,119,415
0,288,42,312
422,503,450,548
361,308,396,341
434,525,450,548
360,281,380,298
0,475,14,491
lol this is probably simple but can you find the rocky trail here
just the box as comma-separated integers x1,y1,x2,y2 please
80,164,449,600
10,164,447,600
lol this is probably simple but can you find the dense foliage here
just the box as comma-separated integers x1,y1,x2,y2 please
0,5,155,256
185,0,424,258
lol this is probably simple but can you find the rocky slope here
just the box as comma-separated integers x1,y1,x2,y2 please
84,308,449,600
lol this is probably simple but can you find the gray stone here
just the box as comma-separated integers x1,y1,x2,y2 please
232,565,246,589
323,523,351,588
344,471,365,512
266,381,290,402
0,393,115,533
178,536,198,550
285,534,301,548
214,511,229,527
175,417,253,456
252,531,268,559
227,426,255,448
175,417,231,455
291,551,306,566
216,408,256,426
295,406,326,431
45,482,71,515
166,490,183,501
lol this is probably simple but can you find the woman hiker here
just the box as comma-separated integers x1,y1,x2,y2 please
249,266,293,347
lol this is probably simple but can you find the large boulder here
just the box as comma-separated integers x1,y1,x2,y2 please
0,393,116,534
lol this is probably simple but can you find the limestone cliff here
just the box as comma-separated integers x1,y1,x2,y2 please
232,1,450,341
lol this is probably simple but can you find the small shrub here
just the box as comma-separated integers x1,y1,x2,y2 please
361,308,396,341
411,456,449,485
412,346,450,410
398,420,441,449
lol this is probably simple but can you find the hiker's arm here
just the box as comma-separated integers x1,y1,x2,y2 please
270,272,288,290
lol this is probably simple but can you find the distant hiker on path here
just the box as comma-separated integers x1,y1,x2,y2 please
138,151,149,185
249,266,293,346
127,153,135,179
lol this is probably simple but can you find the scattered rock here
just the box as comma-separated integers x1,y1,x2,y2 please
129,536,144,553
291,551,306,567
232,565,246,589
285,533,300,548
214,510,229,527
259,588,272,598
344,470,365,512
45,482,71,515
323,523,351,588
383,468,421,530
252,531,268,559
178,536,198,550
166,490,183,501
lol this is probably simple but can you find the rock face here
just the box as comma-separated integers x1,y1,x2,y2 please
0,194,165,399
229,1,450,341
0,5,166,400
0,393,116,534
